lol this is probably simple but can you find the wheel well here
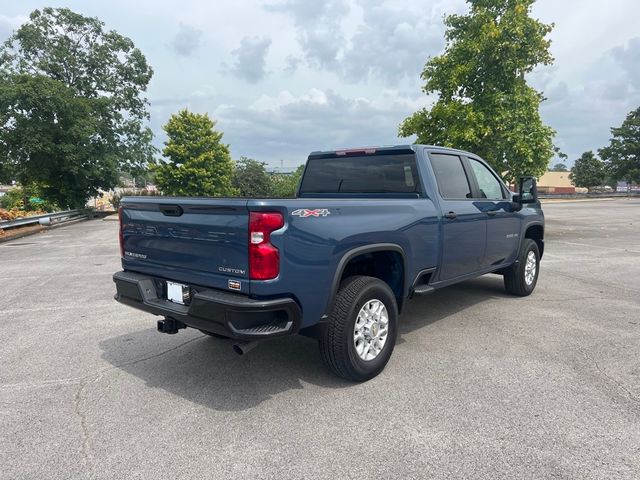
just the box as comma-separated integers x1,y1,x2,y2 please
525,224,544,258
340,250,405,310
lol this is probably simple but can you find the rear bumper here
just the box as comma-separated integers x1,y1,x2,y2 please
113,270,301,340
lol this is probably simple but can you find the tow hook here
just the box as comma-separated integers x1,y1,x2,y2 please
157,318,186,334
232,341,260,356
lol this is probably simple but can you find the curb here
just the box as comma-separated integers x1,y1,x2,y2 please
0,225,45,244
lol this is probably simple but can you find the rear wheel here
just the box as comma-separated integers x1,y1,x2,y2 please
319,276,398,381
504,238,540,296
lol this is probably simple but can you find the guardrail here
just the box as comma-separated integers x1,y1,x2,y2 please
0,209,86,230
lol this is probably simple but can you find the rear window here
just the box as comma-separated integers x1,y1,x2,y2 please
299,154,420,195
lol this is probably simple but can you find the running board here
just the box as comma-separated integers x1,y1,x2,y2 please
413,285,435,296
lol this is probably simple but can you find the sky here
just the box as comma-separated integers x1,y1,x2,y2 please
1,0,639,169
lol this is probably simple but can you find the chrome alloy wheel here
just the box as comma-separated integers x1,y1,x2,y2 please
524,250,537,286
353,299,389,361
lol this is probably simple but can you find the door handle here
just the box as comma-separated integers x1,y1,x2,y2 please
486,210,498,216
444,211,457,220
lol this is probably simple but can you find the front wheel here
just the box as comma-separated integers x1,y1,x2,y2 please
504,238,540,296
319,276,398,382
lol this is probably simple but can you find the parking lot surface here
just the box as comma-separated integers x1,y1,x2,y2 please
1,199,639,479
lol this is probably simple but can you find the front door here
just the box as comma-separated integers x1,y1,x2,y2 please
465,157,521,268
429,153,487,281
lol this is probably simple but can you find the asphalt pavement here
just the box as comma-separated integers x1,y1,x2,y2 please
1,199,639,479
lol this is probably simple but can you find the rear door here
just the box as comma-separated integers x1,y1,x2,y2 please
465,157,521,268
429,152,486,281
120,198,250,293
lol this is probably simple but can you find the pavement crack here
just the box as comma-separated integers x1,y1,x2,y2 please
544,268,640,295
111,335,205,370
0,335,206,391
592,358,640,406
74,380,93,471
578,347,640,408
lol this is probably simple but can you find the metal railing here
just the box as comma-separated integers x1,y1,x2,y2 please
0,209,86,230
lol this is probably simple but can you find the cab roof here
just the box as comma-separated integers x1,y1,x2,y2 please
307,144,477,159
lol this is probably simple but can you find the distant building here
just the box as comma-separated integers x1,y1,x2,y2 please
537,172,575,194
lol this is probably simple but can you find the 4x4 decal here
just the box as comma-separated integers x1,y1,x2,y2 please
291,208,331,218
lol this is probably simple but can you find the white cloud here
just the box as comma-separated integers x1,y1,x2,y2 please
611,37,640,91
224,36,272,83
265,0,350,69
212,88,430,164
264,0,465,85
532,36,640,163
0,14,27,42
283,55,302,74
171,23,202,57
341,0,465,84
5,0,639,168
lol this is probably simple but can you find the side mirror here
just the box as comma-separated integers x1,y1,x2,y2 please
518,176,538,204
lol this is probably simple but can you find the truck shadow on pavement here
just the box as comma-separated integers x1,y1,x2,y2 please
99,275,509,411
398,274,511,340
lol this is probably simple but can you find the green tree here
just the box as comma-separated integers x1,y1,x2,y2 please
550,146,568,171
599,107,640,184
232,157,272,197
0,74,116,207
153,110,236,197
0,8,154,208
269,165,304,198
550,163,568,172
400,0,555,184
569,151,605,190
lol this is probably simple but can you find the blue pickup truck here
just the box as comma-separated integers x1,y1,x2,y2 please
113,145,544,381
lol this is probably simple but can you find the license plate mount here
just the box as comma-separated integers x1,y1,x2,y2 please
167,281,189,305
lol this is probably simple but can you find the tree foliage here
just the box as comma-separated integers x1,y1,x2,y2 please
550,163,568,172
569,151,605,189
153,110,236,197
269,165,304,198
230,158,304,198
599,107,640,184
400,0,555,184
553,146,568,162
0,183,60,212
232,157,272,197
0,8,154,207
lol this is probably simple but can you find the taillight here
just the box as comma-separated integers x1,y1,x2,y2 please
249,211,284,280
118,207,124,258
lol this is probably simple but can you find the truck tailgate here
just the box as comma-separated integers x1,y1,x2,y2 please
120,198,249,293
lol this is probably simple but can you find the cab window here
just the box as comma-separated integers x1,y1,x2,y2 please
468,158,505,199
429,154,472,200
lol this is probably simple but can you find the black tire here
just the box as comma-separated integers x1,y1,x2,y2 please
319,276,398,382
198,329,229,339
504,238,540,296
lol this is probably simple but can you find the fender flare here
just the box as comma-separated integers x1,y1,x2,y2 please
323,243,407,317
519,222,545,258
